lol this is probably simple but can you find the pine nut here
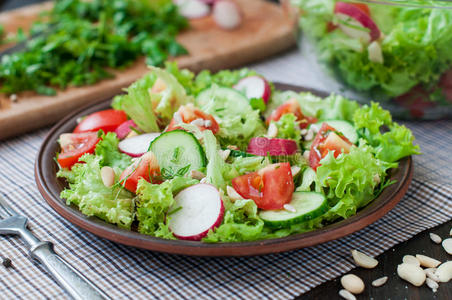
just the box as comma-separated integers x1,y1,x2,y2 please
267,122,278,138
338,289,356,300
226,186,243,202
436,261,452,283
340,274,365,294
416,254,441,268
351,249,378,269
100,166,115,187
402,255,420,267
429,233,442,244
290,166,301,177
190,170,206,180
371,276,388,287
426,278,439,292
397,263,426,286
442,238,452,255
424,268,440,282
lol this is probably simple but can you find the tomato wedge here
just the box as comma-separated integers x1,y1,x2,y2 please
74,109,128,134
119,152,162,193
309,123,353,170
232,163,294,210
266,98,317,129
57,132,100,169
167,104,219,134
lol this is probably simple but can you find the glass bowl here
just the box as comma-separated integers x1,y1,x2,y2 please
294,0,452,119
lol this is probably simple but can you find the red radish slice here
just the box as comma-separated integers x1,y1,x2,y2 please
233,76,271,104
115,120,138,140
213,0,242,30
247,137,298,156
168,184,224,241
174,0,210,19
118,133,160,157
334,2,380,42
198,0,216,4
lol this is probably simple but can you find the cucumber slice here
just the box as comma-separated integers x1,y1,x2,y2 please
259,192,328,228
149,130,207,178
315,120,358,144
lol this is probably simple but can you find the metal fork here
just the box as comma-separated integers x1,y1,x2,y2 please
0,196,109,300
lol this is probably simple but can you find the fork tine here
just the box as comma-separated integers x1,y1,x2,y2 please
0,195,17,216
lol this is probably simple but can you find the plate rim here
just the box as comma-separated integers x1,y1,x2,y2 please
34,82,413,256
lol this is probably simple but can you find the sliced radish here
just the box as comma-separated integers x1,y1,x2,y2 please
247,137,298,156
115,120,138,140
213,0,242,30
168,184,224,241
233,76,271,104
174,0,210,19
334,2,380,43
118,133,160,157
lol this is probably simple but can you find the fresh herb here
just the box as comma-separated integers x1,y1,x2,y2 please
161,164,191,180
0,0,188,95
167,206,182,216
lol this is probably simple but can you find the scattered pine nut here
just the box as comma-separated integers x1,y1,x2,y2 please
436,261,452,283
9,94,17,102
424,268,440,282
100,166,115,187
442,238,452,255
429,233,442,244
340,274,364,294
190,170,206,180
226,186,243,202
397,263,426,286
371,276,388,287
267,122,278,138
218,149,231,161
426,278,439,293
402,255,420,267
416,254,441,268
338,289,356,300
290,166,301,177
283,204,296,213
303,150,310,160
351,250,378,269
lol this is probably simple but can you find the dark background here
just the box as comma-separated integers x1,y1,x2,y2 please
1,1,451,299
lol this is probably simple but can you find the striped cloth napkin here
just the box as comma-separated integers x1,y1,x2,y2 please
0,51,451,299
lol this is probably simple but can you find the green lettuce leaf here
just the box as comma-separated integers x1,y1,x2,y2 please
136,176,198,238
57,154,135,229
94,131,132,171
112,66,192,132
269,90,359,122
271,113,301,145
316,142,397,221
353,102,421,162
203,198,264,242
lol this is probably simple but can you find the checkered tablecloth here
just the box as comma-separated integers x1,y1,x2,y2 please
0,50,451,300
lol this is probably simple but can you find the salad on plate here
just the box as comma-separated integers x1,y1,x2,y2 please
55,63,420,242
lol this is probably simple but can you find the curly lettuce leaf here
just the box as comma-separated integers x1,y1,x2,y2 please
136,177,198,238
316,143,397,221
94,131,132,171
354,102,421,162
271,113,301,145
57,154,135,229
203,198,264,242
269,90,359,122
112,66,192,132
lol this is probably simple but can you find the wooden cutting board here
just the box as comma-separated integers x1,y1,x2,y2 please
0,0,297,140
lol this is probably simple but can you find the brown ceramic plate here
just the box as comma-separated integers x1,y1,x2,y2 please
35,83,413,256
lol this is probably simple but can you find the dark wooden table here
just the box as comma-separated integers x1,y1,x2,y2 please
1,1,451,299
302,220,452,299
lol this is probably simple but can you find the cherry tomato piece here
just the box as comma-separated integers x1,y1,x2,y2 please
119,152,162,193
74,109,128,134
266,98,317,129
232,163,294,210
167,104,219,134
57,132,100,169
